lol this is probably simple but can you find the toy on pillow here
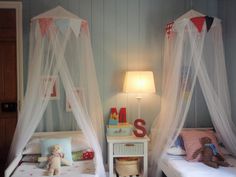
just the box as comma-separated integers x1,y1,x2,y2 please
72,149,94,161
38,144,71,176
192,137,230,168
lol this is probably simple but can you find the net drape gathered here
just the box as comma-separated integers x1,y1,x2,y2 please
150,12,236,177
8,6,106,177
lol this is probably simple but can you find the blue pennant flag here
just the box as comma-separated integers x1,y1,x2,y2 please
55,19,69,33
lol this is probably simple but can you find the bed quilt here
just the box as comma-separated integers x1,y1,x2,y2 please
11,160,96,177
161,155,236,177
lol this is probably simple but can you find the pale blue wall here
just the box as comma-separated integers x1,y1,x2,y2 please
22,0,218,131
218,0,236,124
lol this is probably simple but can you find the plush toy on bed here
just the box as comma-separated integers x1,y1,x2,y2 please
192,137,230,168
38,144,71,176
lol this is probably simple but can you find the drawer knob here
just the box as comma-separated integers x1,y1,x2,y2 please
125,143,135,147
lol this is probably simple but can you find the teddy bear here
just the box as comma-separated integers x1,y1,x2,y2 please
38,144,71,176
192,137,230,168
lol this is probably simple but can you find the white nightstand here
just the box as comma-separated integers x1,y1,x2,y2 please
107,135,150,177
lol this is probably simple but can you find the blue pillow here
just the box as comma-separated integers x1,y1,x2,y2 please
174,136,185,150
40,138,73,162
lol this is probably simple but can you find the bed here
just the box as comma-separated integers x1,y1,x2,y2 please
5,131,99,177
160,154,236,177
11,160,95,177
158,128,236,177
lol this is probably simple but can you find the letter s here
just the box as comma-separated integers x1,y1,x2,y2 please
133,119,146,137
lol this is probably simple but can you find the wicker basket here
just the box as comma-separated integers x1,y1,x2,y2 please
115,157,140,176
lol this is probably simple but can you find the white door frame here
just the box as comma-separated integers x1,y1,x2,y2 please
0,1,23,111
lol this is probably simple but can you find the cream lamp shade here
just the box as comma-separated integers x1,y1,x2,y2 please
123,71,156,93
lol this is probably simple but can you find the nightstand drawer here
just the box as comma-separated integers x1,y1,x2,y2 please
113,143,144,155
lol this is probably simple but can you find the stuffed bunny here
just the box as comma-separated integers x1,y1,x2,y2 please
38,144,71,176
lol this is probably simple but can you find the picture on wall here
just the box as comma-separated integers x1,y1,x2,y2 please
41,76,60,100
66,88,82,112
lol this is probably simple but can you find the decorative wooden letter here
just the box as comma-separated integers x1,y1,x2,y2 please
119,107,127,123
133,119,146,137
111,107,118,117
108,107,118,125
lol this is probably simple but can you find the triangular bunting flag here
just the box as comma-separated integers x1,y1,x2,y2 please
205,16,214,32
81,21,88,33
39,18,53,37
165,22,174,39
55,19,70,33
70,19,81,37
190,17,205,33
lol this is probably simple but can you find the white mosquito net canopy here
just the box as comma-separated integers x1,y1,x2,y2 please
8,6,106,177
149,10,236,177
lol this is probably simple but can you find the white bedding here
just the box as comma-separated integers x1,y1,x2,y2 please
160,154,236,177
11,160,96,177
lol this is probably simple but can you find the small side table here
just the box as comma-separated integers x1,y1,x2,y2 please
107,135,150,177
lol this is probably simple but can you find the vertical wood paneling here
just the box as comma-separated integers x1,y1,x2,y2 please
183,0,219,128
218,0,236,124
195,81,212,127
126,0,141,123
30,0,58,17
22,0,29,90
127,0,140,71
91,0,104,116
193,0,221,127
68,0,80,15
184,92,195,128
139,0,148,67
103,0,117,121
77,0,92,28
184,0,196,128
22,0,219,130
207,0,218,16
192,0,218,16
192,0,208,14
58,0,69,11
116,0,128,117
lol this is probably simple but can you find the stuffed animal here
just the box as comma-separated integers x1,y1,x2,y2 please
192,137,230,168
38,144,71,176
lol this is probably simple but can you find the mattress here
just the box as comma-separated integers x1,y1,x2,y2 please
160,154,236,177
11,160,96,177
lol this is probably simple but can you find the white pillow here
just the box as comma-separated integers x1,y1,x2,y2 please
71,134,90,152
23,138,41,154
23,135,90,155
167,146,186,156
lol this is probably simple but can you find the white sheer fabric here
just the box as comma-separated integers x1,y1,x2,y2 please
150,12,236,177
8,6,105,177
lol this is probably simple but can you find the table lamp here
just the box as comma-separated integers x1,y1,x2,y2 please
123,71,156,119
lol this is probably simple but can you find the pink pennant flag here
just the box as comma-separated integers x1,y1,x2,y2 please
81,21,88,34
166,22,174,39
39,18,53,37
190,17,205,33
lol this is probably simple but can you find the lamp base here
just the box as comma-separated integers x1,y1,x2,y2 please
136,96,142,119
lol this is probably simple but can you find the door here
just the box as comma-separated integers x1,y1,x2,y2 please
0,9,17,175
